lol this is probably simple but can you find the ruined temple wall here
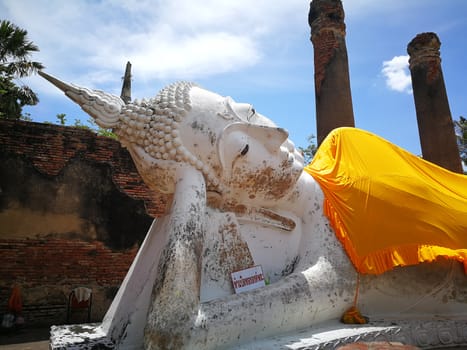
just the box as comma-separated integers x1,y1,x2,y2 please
0,239,137,325
0,119,167,326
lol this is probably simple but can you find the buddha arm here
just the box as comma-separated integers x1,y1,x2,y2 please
144,164,207,349
190,253,356,349
188,182,357,349
145,168,356,349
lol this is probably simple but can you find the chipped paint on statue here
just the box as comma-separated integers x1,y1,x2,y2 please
41,71,467,350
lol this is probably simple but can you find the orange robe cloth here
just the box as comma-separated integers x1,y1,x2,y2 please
304,127,467,274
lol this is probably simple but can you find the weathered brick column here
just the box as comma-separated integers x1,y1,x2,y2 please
120,61,132,104
407,32,462,173
309,0,355,145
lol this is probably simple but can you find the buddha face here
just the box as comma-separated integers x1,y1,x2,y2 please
181,87,304,205
221,122,304,203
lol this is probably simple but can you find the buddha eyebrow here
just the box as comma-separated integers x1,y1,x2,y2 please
247,106,256,122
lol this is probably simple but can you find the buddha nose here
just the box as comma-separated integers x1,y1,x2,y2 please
282,139,296,153
262,127,289,153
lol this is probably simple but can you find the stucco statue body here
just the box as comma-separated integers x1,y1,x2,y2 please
40,72,467,350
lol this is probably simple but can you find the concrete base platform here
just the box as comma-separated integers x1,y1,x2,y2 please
240,318,467,349
49,318,467,349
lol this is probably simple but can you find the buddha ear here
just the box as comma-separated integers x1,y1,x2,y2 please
218,122,289,178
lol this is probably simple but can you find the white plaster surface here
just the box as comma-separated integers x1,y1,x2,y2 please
99,218,166,349
50,323,114,349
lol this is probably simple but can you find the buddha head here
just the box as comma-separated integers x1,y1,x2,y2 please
39,73,304,208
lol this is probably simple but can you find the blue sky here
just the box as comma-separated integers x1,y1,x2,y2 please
2,0,466,155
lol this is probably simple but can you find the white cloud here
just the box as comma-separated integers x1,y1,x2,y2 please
381,55,412,94
0,0,306,90
85,30,260,81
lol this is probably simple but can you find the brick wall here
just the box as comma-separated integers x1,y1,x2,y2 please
0,119,168,217
0,239,138,325
0,119,167,326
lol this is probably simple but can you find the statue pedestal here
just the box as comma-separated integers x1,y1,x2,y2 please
49,318,467,349
240,318,467,349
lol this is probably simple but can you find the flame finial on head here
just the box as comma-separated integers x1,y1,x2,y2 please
38,71,125,129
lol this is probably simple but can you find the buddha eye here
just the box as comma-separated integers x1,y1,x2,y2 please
240,144,249,156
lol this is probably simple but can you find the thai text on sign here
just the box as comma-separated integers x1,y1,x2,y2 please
231,265,266,294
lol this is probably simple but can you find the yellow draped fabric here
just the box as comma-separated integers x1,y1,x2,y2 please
304,127,467,274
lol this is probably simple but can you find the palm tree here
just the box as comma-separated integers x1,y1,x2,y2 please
0,20,44,119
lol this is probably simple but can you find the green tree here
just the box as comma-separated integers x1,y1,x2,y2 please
298,134,317,165
54,113,117,139
0,20,44,119
88,118,117,139
455,116,466,167
56,113,67,125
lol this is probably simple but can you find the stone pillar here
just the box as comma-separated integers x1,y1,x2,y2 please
309,0,355,146
120,61,132,104
407,33,462,173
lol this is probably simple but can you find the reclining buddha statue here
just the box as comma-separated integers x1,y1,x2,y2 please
40,71,467,350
